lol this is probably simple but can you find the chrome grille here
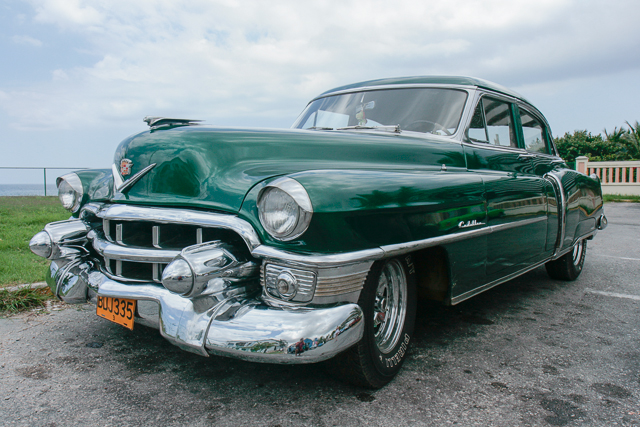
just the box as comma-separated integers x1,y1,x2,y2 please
97,219,249,283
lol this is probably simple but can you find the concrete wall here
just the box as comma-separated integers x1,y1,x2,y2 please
575,157,640,196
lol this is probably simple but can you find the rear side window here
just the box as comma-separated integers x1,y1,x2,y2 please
467,98,517,148
519,109,549,154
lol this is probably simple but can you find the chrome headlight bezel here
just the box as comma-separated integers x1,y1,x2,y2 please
56,173,84,213
257,177,313,241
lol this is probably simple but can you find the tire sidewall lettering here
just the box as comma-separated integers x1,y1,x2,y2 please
368,256,417,376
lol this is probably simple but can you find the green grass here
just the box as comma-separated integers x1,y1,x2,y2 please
0,196,70,287
604,194,640,203
0,286,53,314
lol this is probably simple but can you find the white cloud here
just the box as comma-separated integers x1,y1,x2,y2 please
3,0,640,135
11,35,43,47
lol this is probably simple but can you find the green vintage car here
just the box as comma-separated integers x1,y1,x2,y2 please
30,76,606,388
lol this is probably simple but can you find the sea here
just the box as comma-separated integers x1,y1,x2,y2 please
0,184,59,196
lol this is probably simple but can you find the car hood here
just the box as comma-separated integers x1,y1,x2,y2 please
111,126,463,213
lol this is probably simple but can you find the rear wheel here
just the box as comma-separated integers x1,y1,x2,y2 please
334,255,417,388
545,240,587,281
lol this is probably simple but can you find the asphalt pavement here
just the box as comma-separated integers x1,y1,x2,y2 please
1,202,639,427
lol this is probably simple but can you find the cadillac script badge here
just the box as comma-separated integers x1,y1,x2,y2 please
120,159,133,176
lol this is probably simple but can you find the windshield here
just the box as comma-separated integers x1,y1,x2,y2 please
292,88,468,136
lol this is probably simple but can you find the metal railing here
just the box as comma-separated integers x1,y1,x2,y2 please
0,167,88,196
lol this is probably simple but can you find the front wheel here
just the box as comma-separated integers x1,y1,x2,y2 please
545,240,587,281
334,255,417,388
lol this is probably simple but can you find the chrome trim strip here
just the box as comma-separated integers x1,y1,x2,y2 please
92,237,180,263
92,204,262,250
316,83,474,100
117,163,157,194
545,172,566,258
381,216,546,258
453,229,598,304
251,246,384,267
461,140,529,155
111,164,124,191
451,258,549,305
251,216,546,267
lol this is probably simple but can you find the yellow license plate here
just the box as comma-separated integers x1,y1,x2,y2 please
96,296,136,330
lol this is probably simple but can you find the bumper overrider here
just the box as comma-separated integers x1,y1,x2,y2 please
30,203,373,364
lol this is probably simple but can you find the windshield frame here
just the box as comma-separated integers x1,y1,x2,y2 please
292,84,473,139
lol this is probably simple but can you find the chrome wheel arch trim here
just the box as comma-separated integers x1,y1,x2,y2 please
544,172,567,259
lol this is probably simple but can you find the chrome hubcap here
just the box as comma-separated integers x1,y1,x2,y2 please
572,241,584,266
373,259,407,354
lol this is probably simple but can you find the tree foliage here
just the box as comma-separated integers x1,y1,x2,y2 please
554,121,640,163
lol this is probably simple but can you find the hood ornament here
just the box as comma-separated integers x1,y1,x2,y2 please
143,116,202,130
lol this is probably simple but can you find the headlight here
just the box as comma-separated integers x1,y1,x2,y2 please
57,173,83,212
258,178,313,241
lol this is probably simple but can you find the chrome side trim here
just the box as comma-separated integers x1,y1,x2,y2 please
251,216,546,266
91,204,262,250
544,172,566,258
381,216,546,258
452,228,598,305
451,258,549,305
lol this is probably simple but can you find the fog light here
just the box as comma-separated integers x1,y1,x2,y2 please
161,259,194,295
29,231,52,259
276,271,298,300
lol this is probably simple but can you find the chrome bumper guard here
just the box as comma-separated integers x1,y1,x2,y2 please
42,222,364,364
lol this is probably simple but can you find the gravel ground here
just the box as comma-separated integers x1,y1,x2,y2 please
1,202,639,427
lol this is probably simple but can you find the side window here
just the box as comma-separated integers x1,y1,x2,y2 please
483,98,517,148
467,97,517,148
519,109,549,154
467,100,489,142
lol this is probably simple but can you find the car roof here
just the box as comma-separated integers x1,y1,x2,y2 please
317,76,528,103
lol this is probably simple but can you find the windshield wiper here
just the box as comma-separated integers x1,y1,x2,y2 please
306,126,334,130
336,125,401,133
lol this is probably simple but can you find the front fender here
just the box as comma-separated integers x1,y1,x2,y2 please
239,168,486,253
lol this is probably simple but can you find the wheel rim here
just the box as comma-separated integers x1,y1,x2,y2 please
372,259,408,354
572,241,584,266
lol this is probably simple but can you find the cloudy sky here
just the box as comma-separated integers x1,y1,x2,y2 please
1,0,640,184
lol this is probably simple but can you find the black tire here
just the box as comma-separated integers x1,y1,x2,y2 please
333,255,417,388
545,240,587,281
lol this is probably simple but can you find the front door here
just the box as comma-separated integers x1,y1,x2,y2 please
464,96,549,280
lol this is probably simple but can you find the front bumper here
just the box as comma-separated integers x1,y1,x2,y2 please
46,257,364,363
